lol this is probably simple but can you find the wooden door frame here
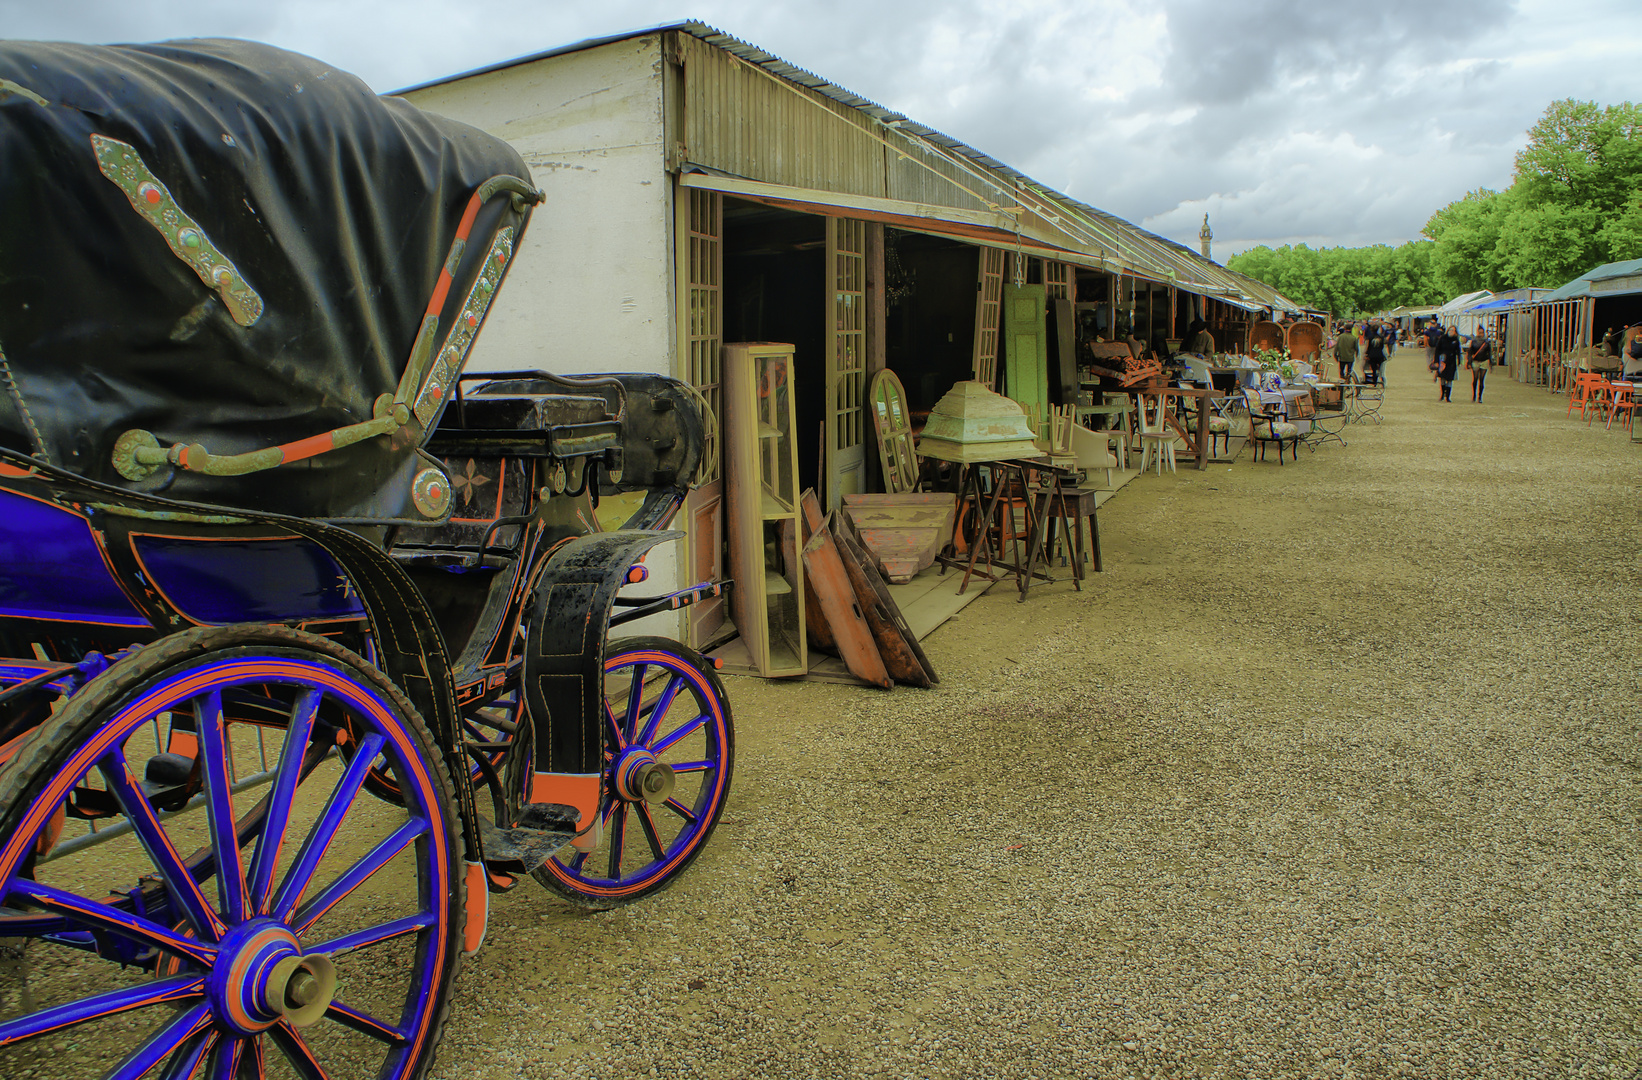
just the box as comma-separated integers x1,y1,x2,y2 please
676,183,725,649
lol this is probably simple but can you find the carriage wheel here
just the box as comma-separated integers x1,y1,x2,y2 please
361,689,516,823
531,637,734,907
0,624,463,1080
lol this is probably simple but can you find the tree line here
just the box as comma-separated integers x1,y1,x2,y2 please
1226,99,1642,316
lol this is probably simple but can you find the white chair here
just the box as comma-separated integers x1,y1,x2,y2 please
1136,393,1177,476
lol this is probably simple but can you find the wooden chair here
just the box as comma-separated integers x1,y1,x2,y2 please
1250,320,1285,355
1286,322,1325,365
1241,388,1301,464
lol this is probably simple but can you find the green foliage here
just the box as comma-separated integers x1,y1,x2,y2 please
1424,99,1642,293
1226,241,1442,316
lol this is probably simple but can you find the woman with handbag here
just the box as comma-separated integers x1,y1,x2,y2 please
1467,331,1493,402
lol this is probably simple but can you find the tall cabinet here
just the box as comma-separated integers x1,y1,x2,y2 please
723,342,807,676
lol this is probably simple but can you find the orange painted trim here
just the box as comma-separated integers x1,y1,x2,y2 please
278,431,337,465
528,772,602,832
425,191,487,316
462,861,488,954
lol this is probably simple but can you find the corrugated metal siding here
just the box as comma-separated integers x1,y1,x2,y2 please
406,21,1305,313
682,35,886,200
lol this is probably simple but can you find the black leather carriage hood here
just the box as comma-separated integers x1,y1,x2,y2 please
0,38,532,520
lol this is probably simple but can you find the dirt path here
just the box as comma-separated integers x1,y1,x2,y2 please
438,353,1641,1080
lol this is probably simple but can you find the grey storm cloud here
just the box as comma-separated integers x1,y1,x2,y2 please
5,0,1639,259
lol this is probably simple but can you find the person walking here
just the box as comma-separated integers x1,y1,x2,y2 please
1435,324,1461,402
1423,319,1442,381
1466,329,1492,402
1364,323,1387,385
1333,321,1357,383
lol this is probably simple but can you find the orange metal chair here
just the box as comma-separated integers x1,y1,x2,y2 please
1567,372,1603,420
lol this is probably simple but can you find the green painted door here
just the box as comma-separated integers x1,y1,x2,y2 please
1003,283,1049,419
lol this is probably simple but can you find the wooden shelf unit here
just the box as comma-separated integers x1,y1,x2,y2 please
723,342,807,677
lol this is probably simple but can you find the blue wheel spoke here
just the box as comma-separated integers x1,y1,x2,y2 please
291,818,427,935
603,701,626,751
0,973,203,1048
650,715,707,758
635,803,666,864
633,676,684,748
664,759,714,775
245,1034,268,1080
568,850,589,874
270,732,384,919
606,803,627,879
326,1000,407,1045
108,1002,213,1080
269,1021,333,1080
157,1030,216,1080
8,879,216,968
621,663,647,738
100,748,226,941
209,1034,245,1080
198,691,250,924
248,689,320,915
306,912,434,957
662,797,698,824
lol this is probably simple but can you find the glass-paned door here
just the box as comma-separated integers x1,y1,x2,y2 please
826,217,867,511
972,247,1006,388
677,186,725,648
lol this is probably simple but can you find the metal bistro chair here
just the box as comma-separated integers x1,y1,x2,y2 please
1352,377,1384,425
1241,387,1302,464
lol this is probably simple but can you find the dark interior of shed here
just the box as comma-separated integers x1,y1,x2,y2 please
1594,294,1642,345
883,230,979,418
722,198,826,495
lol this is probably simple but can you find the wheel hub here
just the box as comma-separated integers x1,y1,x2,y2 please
209,920,338,1034
613,747,675,804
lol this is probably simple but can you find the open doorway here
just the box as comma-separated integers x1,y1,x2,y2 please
722,199,827,498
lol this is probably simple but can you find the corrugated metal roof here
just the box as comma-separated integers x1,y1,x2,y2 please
1540,258,1642,301
398,19,1303,314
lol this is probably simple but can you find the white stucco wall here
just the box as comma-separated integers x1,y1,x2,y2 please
401,36,674,379
403,38,687,638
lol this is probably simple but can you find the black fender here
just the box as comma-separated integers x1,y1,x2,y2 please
518,529,682,835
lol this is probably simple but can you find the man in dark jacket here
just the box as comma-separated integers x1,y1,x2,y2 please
1423,319,1442,380
1333,322,1358,383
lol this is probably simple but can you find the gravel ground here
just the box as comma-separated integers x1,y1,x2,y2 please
437,352,1640,1080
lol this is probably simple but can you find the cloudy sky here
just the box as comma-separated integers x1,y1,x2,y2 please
5,0,1639,259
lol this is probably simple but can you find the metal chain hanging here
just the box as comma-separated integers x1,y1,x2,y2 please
1012,217,1026,288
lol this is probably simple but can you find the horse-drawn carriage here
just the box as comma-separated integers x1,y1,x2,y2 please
0,39,732,1078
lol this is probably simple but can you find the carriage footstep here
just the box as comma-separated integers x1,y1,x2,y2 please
477,814,578,875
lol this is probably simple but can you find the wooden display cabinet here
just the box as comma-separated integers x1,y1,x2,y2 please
723,342,807,676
